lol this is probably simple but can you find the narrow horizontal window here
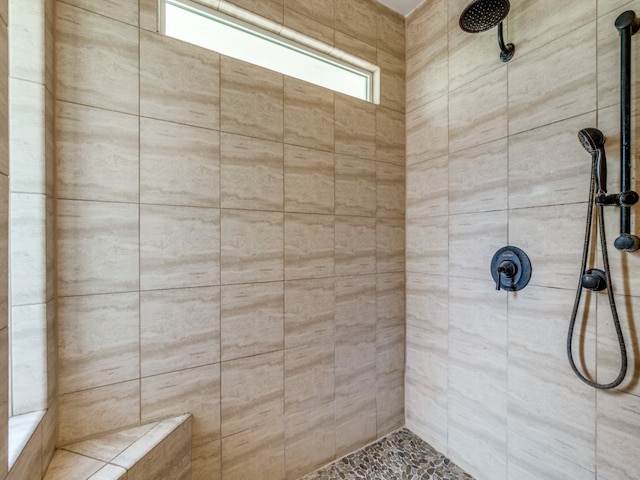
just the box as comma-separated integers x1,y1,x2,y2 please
163,0,376,102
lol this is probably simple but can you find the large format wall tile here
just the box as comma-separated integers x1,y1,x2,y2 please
376,162,405,218
406,96,448,165
220,133,283,211
56,3,138,114
140,205,220,291
376,217,404,274
221,351,284,437
141,364,220,448
61,0,138,26
335,94,376,159
335,155,376,217
508,22,597,135
221,282,283,361
376,106,405,165
140,118,219,208
284,77,334,152
56,101,139,203
140,30,220,130
220,209,284,285
57,200,139,297
405,214,448,275
221,57,283,142
378,50,405,113
284,145,334,215
284,213,334,280
335,216,376,276
335,0,377,47
58,292,139,395
406,156,448,219
141,287,220,377
284,277,335,348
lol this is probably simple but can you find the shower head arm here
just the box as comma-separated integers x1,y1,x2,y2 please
497,22,515,62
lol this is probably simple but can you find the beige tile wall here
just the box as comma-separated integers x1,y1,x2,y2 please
54,1,405,479
0,1,7,474
406,1,640,479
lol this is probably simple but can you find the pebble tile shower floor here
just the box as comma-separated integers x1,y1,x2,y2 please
299,428,475,480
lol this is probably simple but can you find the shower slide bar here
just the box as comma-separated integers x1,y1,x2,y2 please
611,11,640,252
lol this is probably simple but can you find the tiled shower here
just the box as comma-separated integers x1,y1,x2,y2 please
0,0,639,479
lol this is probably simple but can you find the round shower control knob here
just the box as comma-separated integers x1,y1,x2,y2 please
490,246,532,292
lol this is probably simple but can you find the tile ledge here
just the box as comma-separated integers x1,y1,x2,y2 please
43,414,192,480
8,410,46,468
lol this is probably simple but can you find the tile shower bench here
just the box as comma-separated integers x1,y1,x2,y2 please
42,414,192,480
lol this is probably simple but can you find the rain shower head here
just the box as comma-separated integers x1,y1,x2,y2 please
459,0,510,33
459,0,515,62
578,128,606,155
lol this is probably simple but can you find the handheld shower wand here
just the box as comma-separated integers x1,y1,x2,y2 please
567,128,628,390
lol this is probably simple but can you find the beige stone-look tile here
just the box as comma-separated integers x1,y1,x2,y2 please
141,287,221,377
596,390,640,480
221,282,283,362
376,161,404,218
407,33,448,110
42,450,105,480
406,156,448,219
59,380,140,445
0,329,6,472
406,214,448,275
376,217,404,274
509,112,596,209
449,138,508,215
377,3,405,59
10,304,47,414
0,176,6,329
46,196,55,302
8,421,41,480
407,96,448,165
0,0,5,26
10,193,46,306
448,279,507,480
90,464,128,480
221,350,284,437
221,57,283,142
449,210,508,282
285,0,333,28
220,133,283,211
406,0,447,60
221,419,285,480
140,0,159,31
140,205,220,291
116,417,192,480
10,79,46,194
509,22,597,135
510,0,596,58
284,8,334,46
335,0,376,47
335,94,376,160
284,339,334,415
335,155,376,217
597,294,640,395
508,286,597,480
376,325,404,435
284,277,335,348
44,0,54,95
378,50,405,113
62,0,138,25
376,106,405,166
285,403,335,480
334,30,376,65
509,204,587,290
376,272,404,330
284,213,334,280
225,0,284,23
284,145,334,215
140,30,219,129
56,2,138,114
141,364,220,447
56,101,138,203
42,401,57,471
335,380,376,457
140,118,219,208
284,77,334,152
57,200,139,297
220,209,284,285
449,68,507,154
63,423,156,462
192,440,220,480
335,216,376,276
58,292,139,395
405,273,448,451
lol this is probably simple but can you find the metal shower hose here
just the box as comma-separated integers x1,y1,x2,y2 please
567,155,628,389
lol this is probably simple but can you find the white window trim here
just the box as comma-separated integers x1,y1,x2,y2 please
159,0,381,103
